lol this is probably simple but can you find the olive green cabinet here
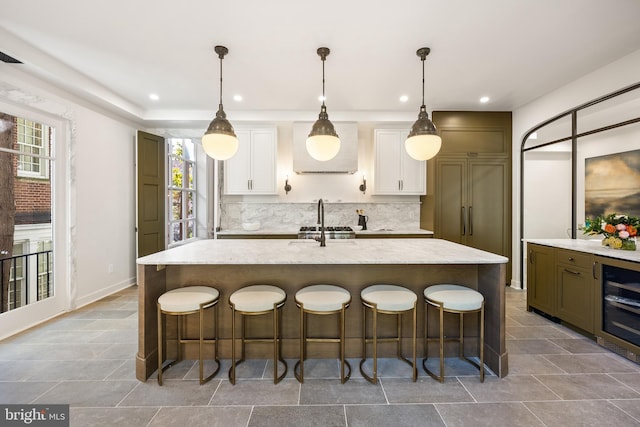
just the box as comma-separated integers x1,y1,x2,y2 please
556,249,595,333
431,111,512,279
527,243,596,333
436,158,509,258
527,243,557,315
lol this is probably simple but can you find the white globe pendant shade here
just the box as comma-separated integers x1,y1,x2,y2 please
405,133,442,161
202,132,239,160
306,134,341,161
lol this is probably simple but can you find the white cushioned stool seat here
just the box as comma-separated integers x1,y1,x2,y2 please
424,284,483,311
361,284,417,311
296,285,351,312
230,285,286,312
158,286,220,313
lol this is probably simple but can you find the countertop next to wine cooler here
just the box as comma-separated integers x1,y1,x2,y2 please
525,239,640,263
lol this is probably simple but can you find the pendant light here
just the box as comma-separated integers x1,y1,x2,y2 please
202,45,239,160
306,47,340,161
405,47,441,161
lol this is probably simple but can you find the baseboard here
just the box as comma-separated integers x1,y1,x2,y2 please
74,276,137,309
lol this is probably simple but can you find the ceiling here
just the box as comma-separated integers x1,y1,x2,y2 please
1,0,639,128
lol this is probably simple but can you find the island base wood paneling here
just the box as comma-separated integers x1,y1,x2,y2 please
136,262,507,381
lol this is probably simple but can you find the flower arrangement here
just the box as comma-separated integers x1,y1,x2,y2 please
583,213,639,250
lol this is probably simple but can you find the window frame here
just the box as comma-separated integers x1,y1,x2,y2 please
16,118,51,179
167,138,197,247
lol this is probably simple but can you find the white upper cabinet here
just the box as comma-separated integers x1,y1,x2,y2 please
224,127,277,194
373,129,426,195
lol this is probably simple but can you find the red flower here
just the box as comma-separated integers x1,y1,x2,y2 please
628,225,637,237
604,224,616,234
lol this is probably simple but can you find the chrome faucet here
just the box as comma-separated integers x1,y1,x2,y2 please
316,198,326,247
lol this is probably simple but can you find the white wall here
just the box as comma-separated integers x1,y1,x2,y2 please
512,48,640,288
0,65,140,337
72,106,139,307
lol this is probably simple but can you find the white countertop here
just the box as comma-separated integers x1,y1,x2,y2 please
138,238,506,266
216,228,434,236
525,239,640,263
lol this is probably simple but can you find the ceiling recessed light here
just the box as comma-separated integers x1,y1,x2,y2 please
233,94,243,102
149,93,159,101
480,96,490,103
399,95,409,103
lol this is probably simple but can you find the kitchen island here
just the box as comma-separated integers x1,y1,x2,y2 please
136,238,508,381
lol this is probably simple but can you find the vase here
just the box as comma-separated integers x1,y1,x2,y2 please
603,236,637,250
622,238,637,251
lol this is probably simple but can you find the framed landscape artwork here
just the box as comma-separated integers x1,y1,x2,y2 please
585,149,640,219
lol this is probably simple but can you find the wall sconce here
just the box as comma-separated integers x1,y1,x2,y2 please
284,175,292,194
359,175,367,194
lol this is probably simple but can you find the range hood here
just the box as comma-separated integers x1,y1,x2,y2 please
293,122,358,173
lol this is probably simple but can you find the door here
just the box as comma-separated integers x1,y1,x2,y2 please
374,130,403,194
527,243,556,315
249,130,277,194
137,131,165,257
467,159,508,256
436,159,466,243
224,130,251,194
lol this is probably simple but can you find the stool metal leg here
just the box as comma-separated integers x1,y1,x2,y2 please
273,302,279,383
411,302,417,381
480,303,485,382
157,305,164,385
459,312,464,359
229,305,236,385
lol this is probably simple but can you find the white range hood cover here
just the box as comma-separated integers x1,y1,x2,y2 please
293,122,358,174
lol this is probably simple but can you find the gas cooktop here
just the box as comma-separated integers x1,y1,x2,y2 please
298,226,355,239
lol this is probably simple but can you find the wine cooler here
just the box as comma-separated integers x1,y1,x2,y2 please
597,260,640,363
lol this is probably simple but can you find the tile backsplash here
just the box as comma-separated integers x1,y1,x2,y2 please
219,202,421,231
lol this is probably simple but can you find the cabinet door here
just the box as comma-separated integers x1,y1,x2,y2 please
435,159,466,244
373,130,403,194
556,264,594,333
224,130,252,194
400,141,426,194
467,160,508,256
248,130,277,194
527,243,556,315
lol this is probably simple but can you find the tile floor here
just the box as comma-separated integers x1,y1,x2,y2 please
1,286,640,426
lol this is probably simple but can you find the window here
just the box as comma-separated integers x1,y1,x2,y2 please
8,242,26,310
16,118,50,179
168,139,196,245
36,240,53,301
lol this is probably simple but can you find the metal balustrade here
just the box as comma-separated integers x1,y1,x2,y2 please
0,250,53,313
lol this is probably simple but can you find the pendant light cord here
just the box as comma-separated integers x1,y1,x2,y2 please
321,56,326,107
421,56,425,108
219,55,223,107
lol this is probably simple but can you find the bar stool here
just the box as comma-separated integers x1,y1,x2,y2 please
157,286,220,385
360,284,417,384
294,284,352,383
228,285,287,385
423,284,485,383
